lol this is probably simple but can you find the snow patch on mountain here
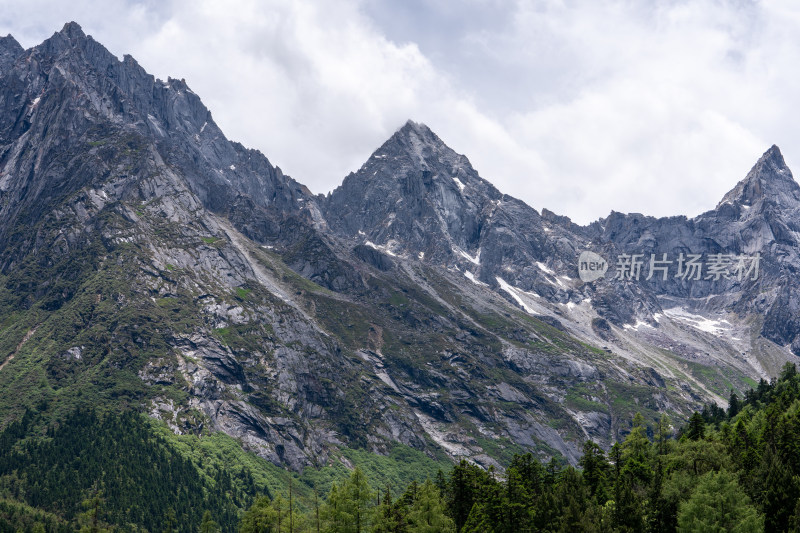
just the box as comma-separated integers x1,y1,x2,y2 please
536,262,555,275
663,307,732,336
624,320,654,331
496,277,537,313
464,271,487,287
458,248,481,265
366,240,398,257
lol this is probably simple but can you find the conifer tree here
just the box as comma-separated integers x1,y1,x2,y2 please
728,391,742,418
240,495,278,533
676,470,763,532
685,412,705,441
200,511,221,533
406,480,455,533
578,441,610,501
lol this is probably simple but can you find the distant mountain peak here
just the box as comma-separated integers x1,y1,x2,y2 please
375,119,450,167
0,34,23,71
398,119,431,136
0,34,22,53
764,143,784,160
35,21,101,62
58,21,87,41
717,144,800,209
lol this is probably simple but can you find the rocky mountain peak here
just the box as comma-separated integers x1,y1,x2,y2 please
0,34,22,55
35,21,93,57
388,119,438,149
0,22,313,255
0,35,23,71
373,120,462,172
58,21,88,41
717,144,800,210
322,120,508,260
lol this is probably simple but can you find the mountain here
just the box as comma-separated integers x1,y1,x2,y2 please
322,120,661,325
0,21,347,468
587,145,800,353
324,120,576,292
0,21,798,528
322,120,796,417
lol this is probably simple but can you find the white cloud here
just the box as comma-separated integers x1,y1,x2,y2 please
2,0,800,224
129,0,475,187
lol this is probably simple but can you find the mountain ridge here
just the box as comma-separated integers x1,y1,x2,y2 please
0,22,795,481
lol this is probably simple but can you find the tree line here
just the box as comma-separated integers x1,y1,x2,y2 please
238,362,800,532
5,363,800,531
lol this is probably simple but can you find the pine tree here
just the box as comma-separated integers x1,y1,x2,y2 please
406,480,455,533
758,447,798,533
621,413,652,490
460,503,492,533
676,470,763,532
240,495,278,533
321,468,375,533
646,456,669,533
728,391,741,418
552,467,589,533
446,460,483,532
200,510,221,533
343,467,375,533
505,463,533,531
685,412,705,441
372,486,406,533
578,440,611,501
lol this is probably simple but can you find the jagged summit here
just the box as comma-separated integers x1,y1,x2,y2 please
0,34,23,70
392,119,435,141
59,21,87,40
0,20,313,249
0,34,22,53
717,144,800,209
369,119,461,172
399,118,428,134
36,21,94,56
322,120,511,262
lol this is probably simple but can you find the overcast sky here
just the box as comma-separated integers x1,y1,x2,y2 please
1,0,798,224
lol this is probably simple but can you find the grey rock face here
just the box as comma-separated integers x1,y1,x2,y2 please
323,121,574,294
587,146,800,352
0,23,315,258
323,119,800,361
325,121,502,262
320,118,799,453
0,35,22,72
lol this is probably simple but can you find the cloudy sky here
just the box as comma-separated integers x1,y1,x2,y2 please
1,0,798,224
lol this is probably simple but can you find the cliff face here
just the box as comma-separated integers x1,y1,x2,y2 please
0,23,795,471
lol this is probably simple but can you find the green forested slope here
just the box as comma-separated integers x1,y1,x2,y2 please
238,362,800,533
4,363,800,531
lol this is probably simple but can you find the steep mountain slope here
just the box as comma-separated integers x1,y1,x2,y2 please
0,23,357,470
0,21,795,499
324,121,582,293
590,146,800,352
322,121,794,411
0,23,617,472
